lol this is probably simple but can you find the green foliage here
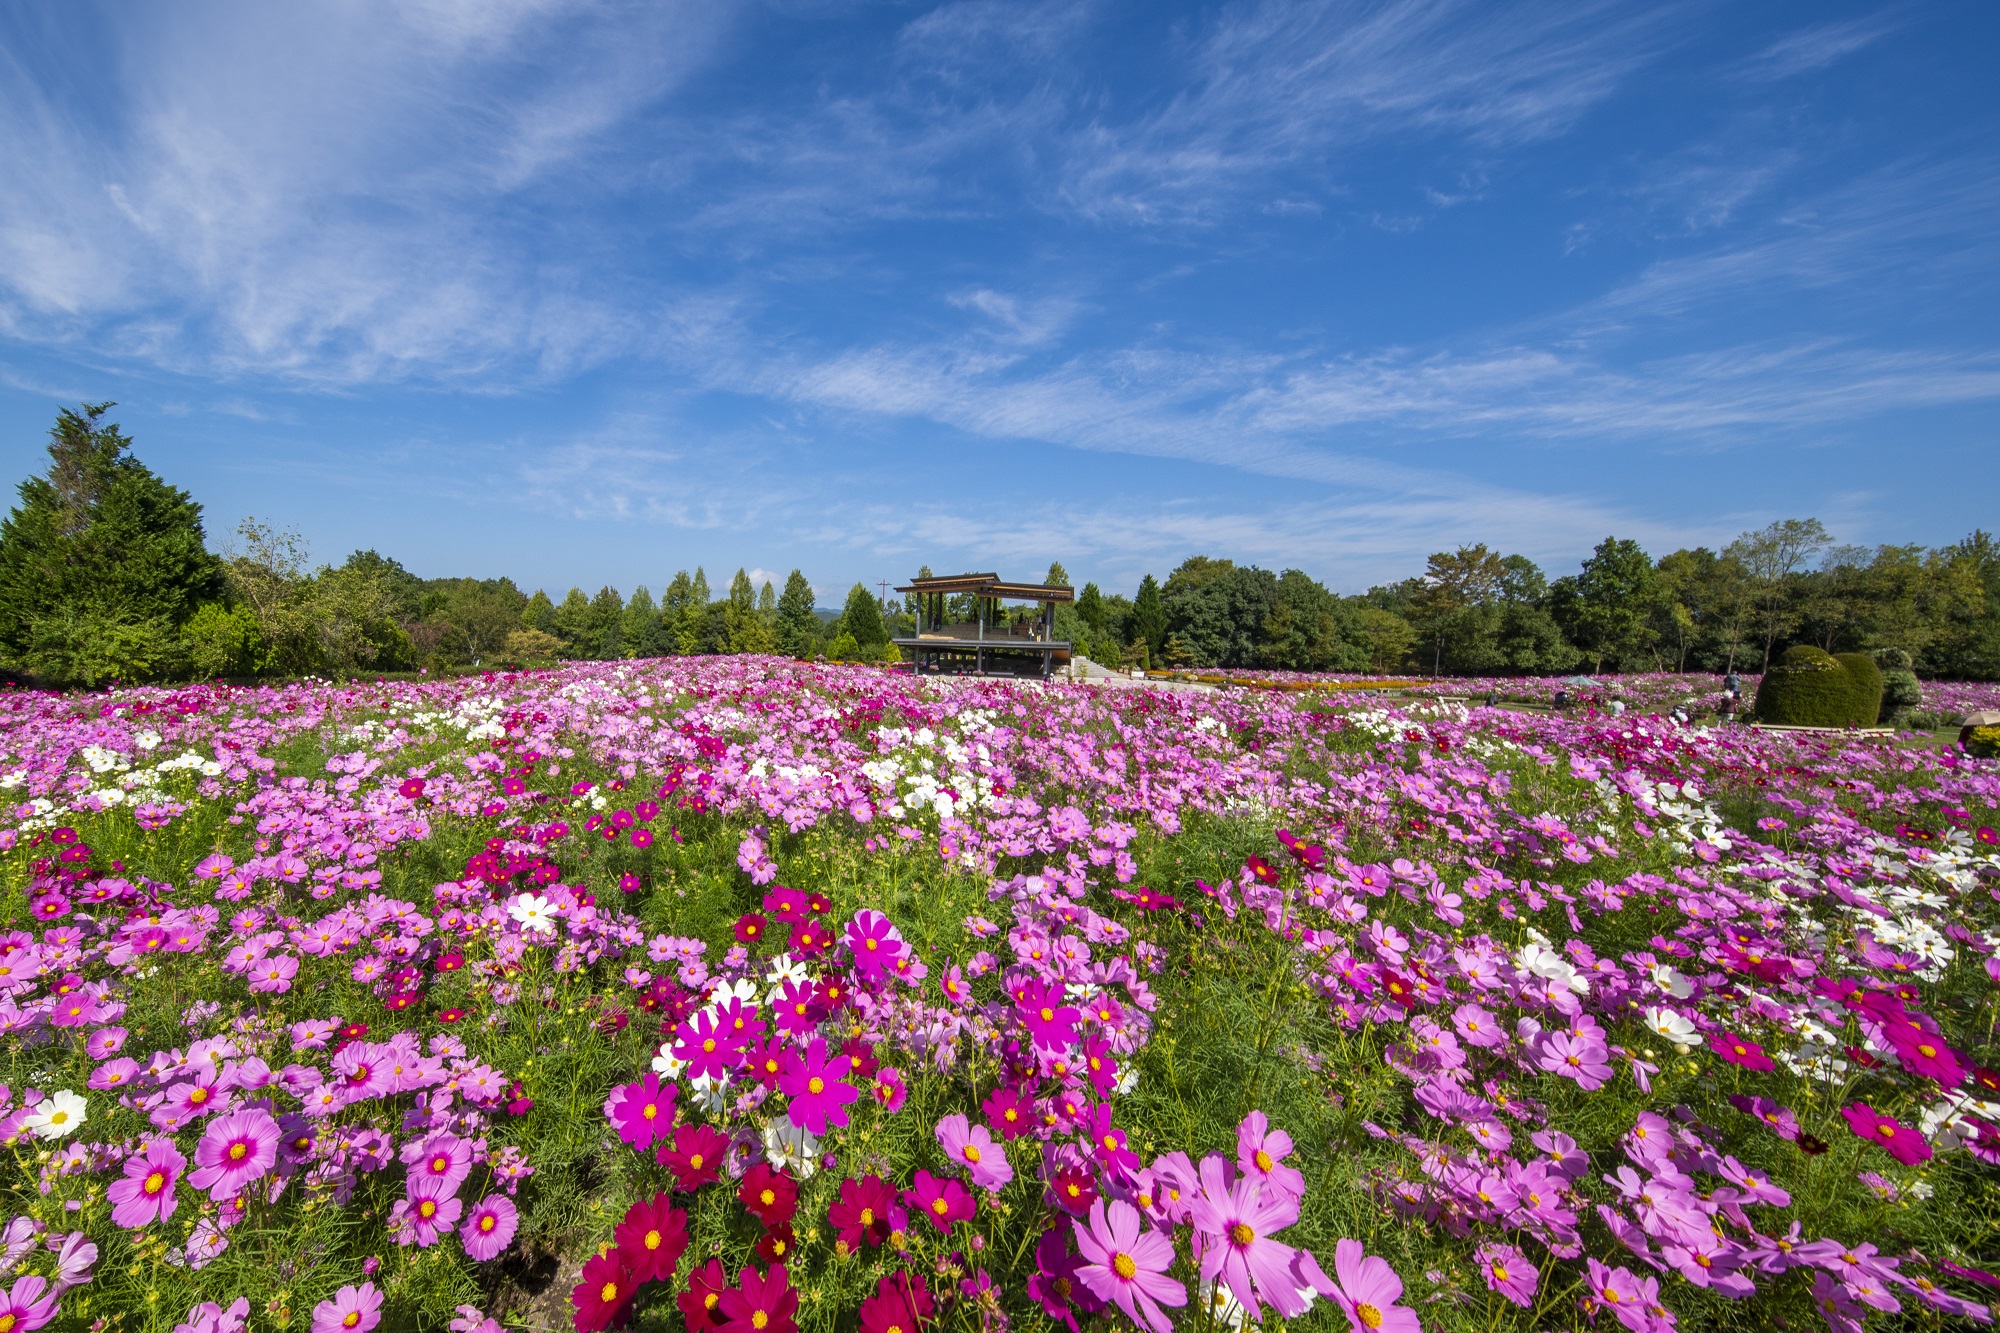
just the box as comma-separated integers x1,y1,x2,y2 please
825,629,859,661
777,570,819,658
1872,647,1922,726
1130,573,1166,662
1754,645,1880,726
1554,536,1658,671
1354,606,1418,672
0,404,227,684
1833,651,1884,726
180,601,262,679
838,582,888,648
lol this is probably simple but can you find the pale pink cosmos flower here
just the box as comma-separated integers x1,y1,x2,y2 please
1187,1155,1307,1319
935,1114,1012,1192
311,1282,383,1333
1235,1111,1304,1203
1071,1199,1185,1333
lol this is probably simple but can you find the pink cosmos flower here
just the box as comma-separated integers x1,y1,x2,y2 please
88,1057,140,1092
1071,1198,1185,1333
393,1176,464,1248
1535,1031,1611,1090
1028,1228,1104,1333
1707,1031,1775,1073
844,910,904,981
188,1108,279,1202
1475,1243,1537,1307
1017,979,1080,1051
108,1138,186,1229
778,1037,859,1137
903,1169,975,1233
248,954,299,994
311,1282,383,1333
1235,1111,1305,1203
1187,1155,1307,1318
1840,1103,1932,1165
608,1073,677,1151
0,1276,60,1333
672,1010,740,1083
85,1026,127,1059
460,1195,519,1262
935,1114,1012,1192
1320,1239,1418,1333
405,1134,474,1196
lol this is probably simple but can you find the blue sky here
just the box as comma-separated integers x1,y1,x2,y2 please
1,1,1995,604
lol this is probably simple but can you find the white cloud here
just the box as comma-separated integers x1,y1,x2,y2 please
1737,12,1901,80
0,0,732,384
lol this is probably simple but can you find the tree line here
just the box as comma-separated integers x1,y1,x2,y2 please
0,406,1994,686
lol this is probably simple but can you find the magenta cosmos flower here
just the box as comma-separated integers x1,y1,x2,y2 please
188,1108,279,1202
935,1114,1012,1192
1841,1103,1933,1165
311,1282,383,1333
778,1038,859,1136
608,1073,677,1151
108,1138,187,1229
460,1194,519,1262
904,1169,975,1233
1327,1239,1417,1333
1475,1243,1538,1307
1072,1199,1186,1333
1188,1156,1307,1319
394,1177,464,1248
0,1276,60,1333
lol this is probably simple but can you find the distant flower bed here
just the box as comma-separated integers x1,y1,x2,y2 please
0,658,1996,1331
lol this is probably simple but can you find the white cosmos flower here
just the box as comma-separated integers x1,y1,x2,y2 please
1649,964,1693,999
651,1042,687,1079
23,1089,87,1139
507,894,558,935
688,1072,732,1117
762,1114,820,1178
1641,1008,1697,1047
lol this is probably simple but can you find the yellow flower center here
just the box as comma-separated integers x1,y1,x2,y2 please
808,1077,824,1095
229,1142,247,1161
963,1145,982,1163
860,1207,875,1226
144,1170,166,1195
419,1200,436,1218
1040,1007,1054,1022
1254,1149,1273,1172
760,1189,776,1207
751,1313,768,1331
1230,1223,1255,1245
645,1229,662,1251
1112,1254,1137,1280
688,1153,705,1170
190,1088,208,1104
480,1215,497,1233
932,1198,949,1215
600,1281,619,1303
1492,1264,1509,1281
1356,1302,1384,1329
642,1104,657,1120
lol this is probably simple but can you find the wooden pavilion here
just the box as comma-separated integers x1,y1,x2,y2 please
892,572,1073,678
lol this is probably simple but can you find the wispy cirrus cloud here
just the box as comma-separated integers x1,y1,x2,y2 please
0,0,733,384
1736,11,1903,80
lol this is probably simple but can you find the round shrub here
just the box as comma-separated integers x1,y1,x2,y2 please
1871,647,1922,726
1833,652,1884,727
1754,645,1880,727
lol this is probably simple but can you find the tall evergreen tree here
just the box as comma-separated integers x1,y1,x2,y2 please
586,586,625,659
521,589,557,633
1130,574,1167,664
551,587,591,656
777,570,818,657
729,568,756,611
0,403,227,683
840,582,888,648
624,586,663,658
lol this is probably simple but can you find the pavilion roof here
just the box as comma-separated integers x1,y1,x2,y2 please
894,572,1074,603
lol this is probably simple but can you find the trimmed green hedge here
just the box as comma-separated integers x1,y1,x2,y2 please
1754,645,1883,727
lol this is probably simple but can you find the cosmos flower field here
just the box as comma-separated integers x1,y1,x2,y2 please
0,658,1997,1333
